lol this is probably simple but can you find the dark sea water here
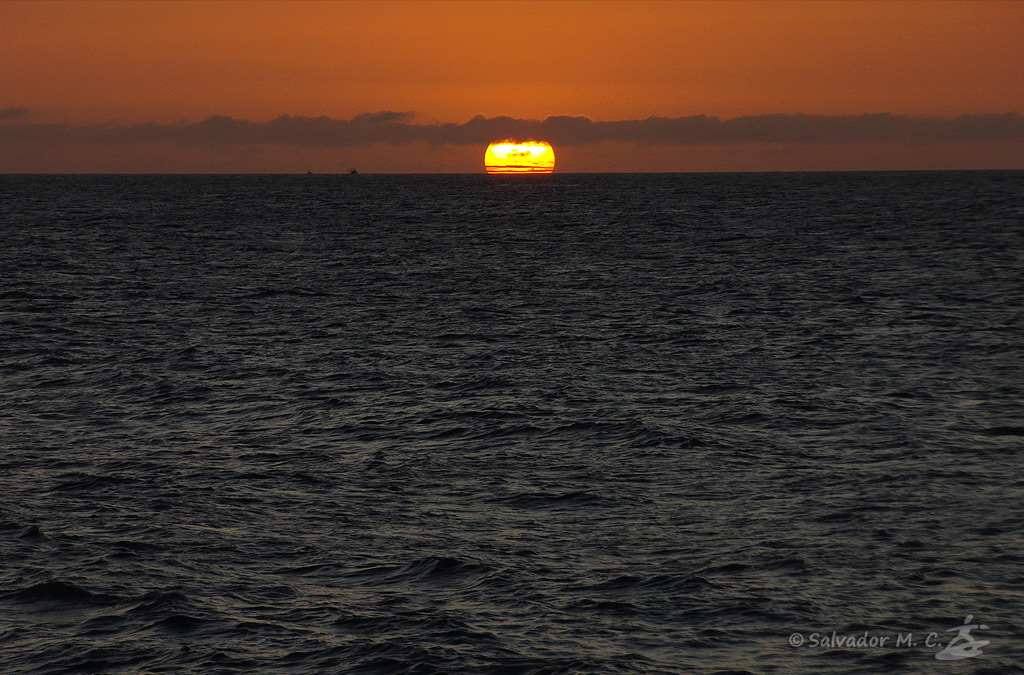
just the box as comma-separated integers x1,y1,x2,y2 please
1,172,1023,674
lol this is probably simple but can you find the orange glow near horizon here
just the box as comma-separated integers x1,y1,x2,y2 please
484,141,555,174
1,1,1023,172
8,1,1022,125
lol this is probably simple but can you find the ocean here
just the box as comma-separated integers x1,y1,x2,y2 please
1,171,1022,673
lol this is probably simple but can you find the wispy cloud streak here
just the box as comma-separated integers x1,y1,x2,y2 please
3,111,1023,148
0,106,29,122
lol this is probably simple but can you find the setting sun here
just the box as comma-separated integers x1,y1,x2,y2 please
484,141,555,174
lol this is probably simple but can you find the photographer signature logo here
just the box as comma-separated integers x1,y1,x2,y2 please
935,615,989,660
788,614,991,660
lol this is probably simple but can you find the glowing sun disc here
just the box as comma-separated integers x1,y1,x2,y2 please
484,141,555,174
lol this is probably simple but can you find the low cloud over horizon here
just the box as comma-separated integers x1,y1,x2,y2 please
0,106,30,122
4,110,1024,149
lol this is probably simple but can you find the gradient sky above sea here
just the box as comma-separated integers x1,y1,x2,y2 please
1,0,1022,173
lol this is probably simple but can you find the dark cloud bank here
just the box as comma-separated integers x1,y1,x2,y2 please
0,106,30,122
3,110,1023,148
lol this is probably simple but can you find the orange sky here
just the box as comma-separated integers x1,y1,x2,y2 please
2,1,1023,172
